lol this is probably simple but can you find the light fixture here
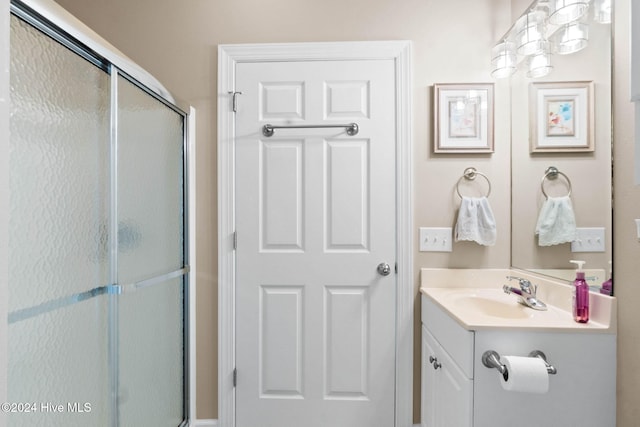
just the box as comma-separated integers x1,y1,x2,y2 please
548,0,590,26
491,0,601,79
527,47,553,78
515,11,547,56
490,41,516,78
550,21,589,54
593,0,612,24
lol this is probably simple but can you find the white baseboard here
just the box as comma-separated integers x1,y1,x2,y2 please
191,420,217,427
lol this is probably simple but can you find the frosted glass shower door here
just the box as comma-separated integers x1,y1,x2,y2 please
8,6,188,427
8,14,111,426
116,76,186,427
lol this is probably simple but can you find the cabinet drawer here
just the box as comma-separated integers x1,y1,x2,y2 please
422,294,474,378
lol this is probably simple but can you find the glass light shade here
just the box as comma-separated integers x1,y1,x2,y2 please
527,51,553,78
516,11,547,56
491,41,516,78
548,0,590,25
593,0,612,24
550,22,589,54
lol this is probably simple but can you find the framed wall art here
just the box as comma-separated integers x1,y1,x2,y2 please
433,83,494,153
529,81,594,153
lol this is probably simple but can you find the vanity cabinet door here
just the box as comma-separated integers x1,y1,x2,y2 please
422,326,473,427
421,326,437,427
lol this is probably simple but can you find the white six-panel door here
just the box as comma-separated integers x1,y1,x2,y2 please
234,58,397,427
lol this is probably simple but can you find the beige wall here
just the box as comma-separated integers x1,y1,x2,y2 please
612,1,640,425
51,0,639,424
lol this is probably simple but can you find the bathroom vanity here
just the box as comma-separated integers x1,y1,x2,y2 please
420,269,616,427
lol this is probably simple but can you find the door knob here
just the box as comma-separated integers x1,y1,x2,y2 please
377,263,391,276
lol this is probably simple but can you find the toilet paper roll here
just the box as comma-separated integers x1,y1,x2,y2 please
500,355,549,394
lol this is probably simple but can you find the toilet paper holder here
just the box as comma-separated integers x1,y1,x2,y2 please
482,350,557,380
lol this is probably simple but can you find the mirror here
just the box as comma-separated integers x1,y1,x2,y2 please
507,0,613,293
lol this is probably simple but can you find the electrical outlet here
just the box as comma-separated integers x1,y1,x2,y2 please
419,227,453,252
571,227,606,253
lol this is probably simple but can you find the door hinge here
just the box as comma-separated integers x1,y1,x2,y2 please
395,262,398,274
233,368,237,387
228,91,242,113
233,231,237,250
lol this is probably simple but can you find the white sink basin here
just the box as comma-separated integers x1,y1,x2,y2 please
452,294,533,320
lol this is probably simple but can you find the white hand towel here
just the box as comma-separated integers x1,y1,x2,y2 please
535,195,577,246
455,196,497,246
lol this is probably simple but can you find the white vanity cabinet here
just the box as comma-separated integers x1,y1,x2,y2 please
421,294,474,427
421,294,617,427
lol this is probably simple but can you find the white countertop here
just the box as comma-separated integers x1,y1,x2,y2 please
420,268,616,333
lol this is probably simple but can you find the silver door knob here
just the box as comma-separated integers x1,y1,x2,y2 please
377,263,391,276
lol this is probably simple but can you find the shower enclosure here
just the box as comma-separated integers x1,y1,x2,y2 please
7,1,190,426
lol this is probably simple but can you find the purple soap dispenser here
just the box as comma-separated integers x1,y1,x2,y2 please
570,260,589,323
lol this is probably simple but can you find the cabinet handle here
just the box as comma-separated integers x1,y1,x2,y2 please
428,355,441,370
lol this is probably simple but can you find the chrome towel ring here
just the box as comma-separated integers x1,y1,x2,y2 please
456,167,491,198
541,166,572,199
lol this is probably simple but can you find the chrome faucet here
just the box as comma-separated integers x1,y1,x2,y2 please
503,276,547,311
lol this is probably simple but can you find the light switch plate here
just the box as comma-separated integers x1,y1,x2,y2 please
571,227,606,253
419,227,453,252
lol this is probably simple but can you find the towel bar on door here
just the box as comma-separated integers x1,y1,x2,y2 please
541,166,572,199
262,122,359,137
456,167,491,198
